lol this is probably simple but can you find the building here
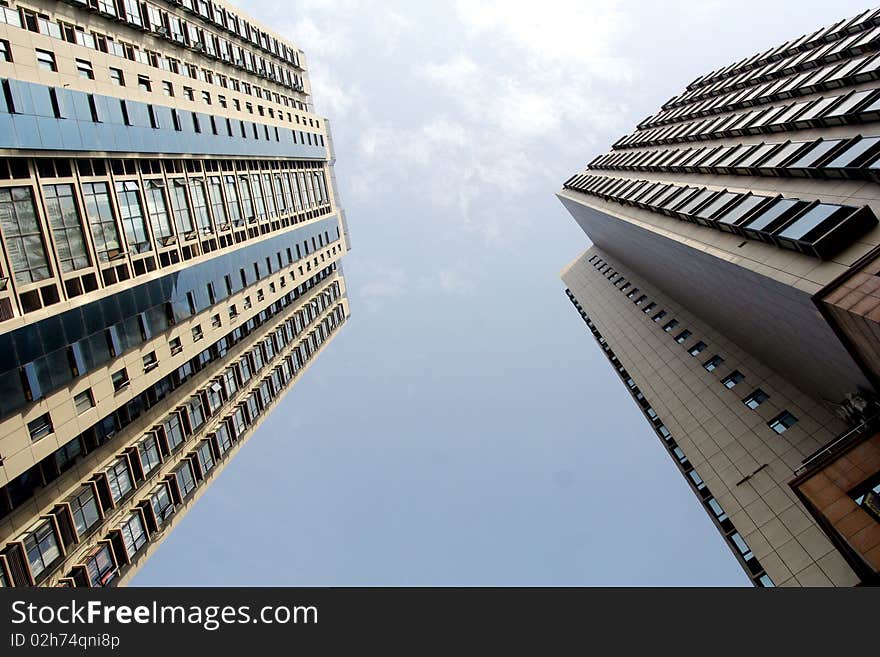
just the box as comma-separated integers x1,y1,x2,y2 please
0,0,350,587
559,8,880,586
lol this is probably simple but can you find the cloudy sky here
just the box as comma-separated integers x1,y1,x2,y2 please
132,0,868,586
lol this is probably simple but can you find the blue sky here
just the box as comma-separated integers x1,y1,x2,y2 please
132,0,869,586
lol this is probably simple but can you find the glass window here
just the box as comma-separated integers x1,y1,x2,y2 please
175,461,196,497
688,341,707,356
106,457,133,502
150,484,174,525
69,486,100,537
189,179,212,233
27,413,53,441
120,512,147,557
109,67,125,86
703,355,724,372
722,371,745,388
137,434,161,475
81,182,121,261
222,176,243,225
35,49,56,72
75,58,94,79
164,413,186,452
74,389,94,413
768,411,798,434
207,177,228,227
662,319,679,333
743,389,769,409
43,184,90,272
196,440,215,474
0,186,51,283
114,181,150,253
144,181,173,241
22,519,60,578
168,180,194,234
84,543,116,587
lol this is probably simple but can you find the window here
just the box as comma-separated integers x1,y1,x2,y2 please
150,485,175,525
743,389,769,410
169,180,194,234
768,411,798,434
114,181,150,253
69,487,100,537
642,302,657,313
35,49,56,72
74,389,94,414
43,184,90,272
142,351,158,372
192,325,203,341
75,58,94,79
196,440,215,474
106,458,133,503
169,337,183,355
144,181,173,241
81,182,122,262
137,434,162,475
0,187,50,282
703,355,724,372
688,341,707,356
27,413,53,441
662,319,679,333
137,75,151,92
112,368,130,392
84,544,116,587
162,81,174,96
164,413,186,451
0,39,12,62
120,512,147,558
22,519,60,579
722,371,745,389
109,67,125,86
175,461,197,497
634,295,647,305
652,310,667,322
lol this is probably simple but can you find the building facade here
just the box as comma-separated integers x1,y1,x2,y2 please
560,8,880,586
0,0,350,587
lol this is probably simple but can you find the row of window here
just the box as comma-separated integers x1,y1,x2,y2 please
2,295,345,587
0,155,334,321
622,54,880,150
591,132,880,181
678,9,880,102
2,220,341,425
564,286,774,587
0,263,340,521
588,254,801,437
0,76,325,154
562,173,876,260
605,87,880,152
0,162,329,286
8,0,306,101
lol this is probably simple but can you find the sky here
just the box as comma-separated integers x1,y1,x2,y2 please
132,0,870,586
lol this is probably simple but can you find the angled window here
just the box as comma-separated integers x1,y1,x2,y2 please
768,411,798,434
722,370,745,388
743,388,769,409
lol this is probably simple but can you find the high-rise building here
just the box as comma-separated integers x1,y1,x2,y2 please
560,9,880,586
0,0,350,587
